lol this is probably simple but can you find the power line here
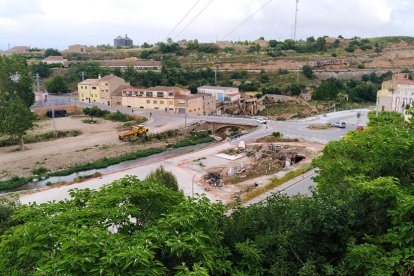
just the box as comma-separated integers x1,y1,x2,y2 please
222,0,273,40
174,0,214,40
166,0,202,40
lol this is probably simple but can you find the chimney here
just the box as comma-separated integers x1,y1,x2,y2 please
98,74,101,79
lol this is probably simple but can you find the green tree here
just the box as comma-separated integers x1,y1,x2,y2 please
45,75,68,93
44,48,61,58
145,166,179,191
0,55,34,107
0,176,231,275
312,78,344,100
288,82,305,96
123,65,136,82
31,62,51,78
302,65,314,79
0,97,34,150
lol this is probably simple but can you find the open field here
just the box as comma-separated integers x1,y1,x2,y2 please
0,116,181,179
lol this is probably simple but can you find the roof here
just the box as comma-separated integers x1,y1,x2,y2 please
79,79,99,85
198,85,238,91
43,56,64,61
397,79,414,85
147,86,188,92
100,75,123,82
111,85,132,96
175,94,204,100
100,60,161,67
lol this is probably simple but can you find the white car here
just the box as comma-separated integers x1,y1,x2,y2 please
256,118,267,124
332,121,346,128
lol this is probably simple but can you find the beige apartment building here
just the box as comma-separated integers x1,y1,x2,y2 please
121,86,216,115
78,75,129,105
376,73,414,112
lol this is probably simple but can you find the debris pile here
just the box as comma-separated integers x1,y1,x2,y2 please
203,172,223,188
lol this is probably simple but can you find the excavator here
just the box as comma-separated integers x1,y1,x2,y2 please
118,125,149,142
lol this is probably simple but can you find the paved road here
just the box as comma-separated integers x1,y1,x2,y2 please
24,95,370,204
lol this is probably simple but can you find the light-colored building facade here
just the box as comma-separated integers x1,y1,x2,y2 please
78,75,129,105
42,56,69,67
121,86,216,115
197,86,241,103
376,73,414,112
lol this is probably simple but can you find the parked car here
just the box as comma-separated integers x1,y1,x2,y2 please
332,121,346,128
356,124,364,130
256,118,267,124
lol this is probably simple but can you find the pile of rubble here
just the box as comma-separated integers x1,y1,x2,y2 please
203,172,223,188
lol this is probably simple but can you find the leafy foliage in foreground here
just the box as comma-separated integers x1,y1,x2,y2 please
0,177,230,274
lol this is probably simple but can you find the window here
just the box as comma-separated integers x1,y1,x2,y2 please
146,91,153,97
92,87,97,90
146,100,150,104
157,92,164,97
80,86,83,89
153,100,158,104
168,92,173,96
160,100,164,104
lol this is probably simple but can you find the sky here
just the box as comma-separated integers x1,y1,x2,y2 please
0,0,413,50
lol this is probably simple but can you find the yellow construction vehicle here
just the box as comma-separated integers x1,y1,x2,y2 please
118,125,149,142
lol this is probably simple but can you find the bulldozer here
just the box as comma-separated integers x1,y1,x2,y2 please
118,125,149,142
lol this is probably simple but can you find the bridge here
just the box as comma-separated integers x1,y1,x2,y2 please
200,120,258,134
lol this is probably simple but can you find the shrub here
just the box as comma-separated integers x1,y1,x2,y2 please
272,131,282,138
145,166,179,191
104,110,132,122
0,176,32,191
32,167,48,176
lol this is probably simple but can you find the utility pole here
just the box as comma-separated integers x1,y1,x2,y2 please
81,71,85,81
35,73,40,91
214,66,217,85
293,0,299,41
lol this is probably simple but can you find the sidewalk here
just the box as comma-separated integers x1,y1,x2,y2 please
243,169,317,206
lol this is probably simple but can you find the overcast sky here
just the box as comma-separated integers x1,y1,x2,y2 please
0,0,413,50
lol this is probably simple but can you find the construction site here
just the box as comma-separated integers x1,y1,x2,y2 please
181,133,323,203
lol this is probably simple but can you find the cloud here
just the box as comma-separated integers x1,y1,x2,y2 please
0,0,414,50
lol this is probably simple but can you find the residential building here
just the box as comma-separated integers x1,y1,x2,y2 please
66,44,95,53
99,60,161,71
197,86,241,103
121,86,216,115
43,56,69,67
8,46,30,54
78,75,129,105
111,85,131,107
114,34,133,48
376,73,414,112
78,79,100,103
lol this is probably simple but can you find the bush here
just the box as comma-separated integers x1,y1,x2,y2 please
272,131,282,138
0,176,31,191
278,69,289,75
145,166,179,191
104,110,133,122
167,132,213,149
32,167,48,176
